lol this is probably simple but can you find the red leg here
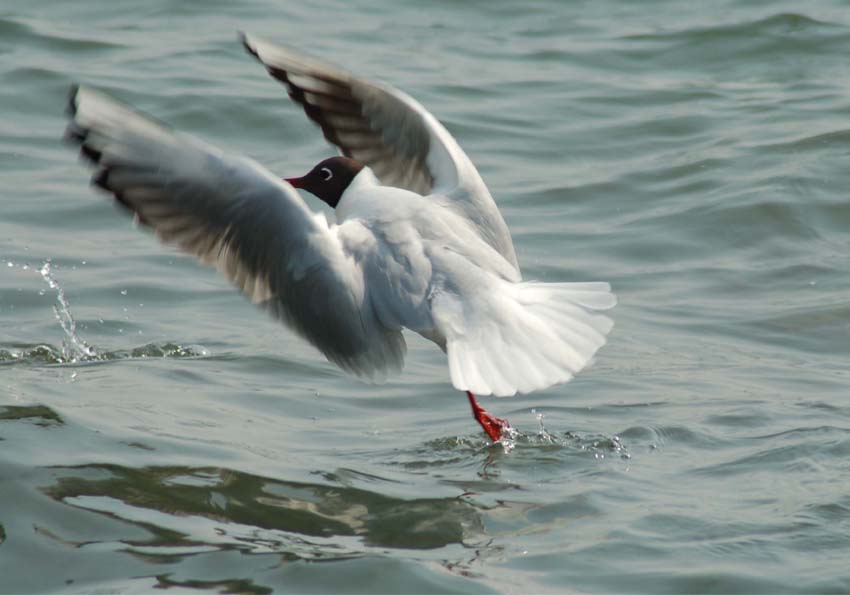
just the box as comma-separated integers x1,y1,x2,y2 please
466,391,510,442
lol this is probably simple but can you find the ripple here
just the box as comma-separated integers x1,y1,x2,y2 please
691,426,850,478
390,425,632,480
610,12,850,75
749,127,850,154
0,16,125,52
0,341,210,366
624,13,843,42
5,1,850,592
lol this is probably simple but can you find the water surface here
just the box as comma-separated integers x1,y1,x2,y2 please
2,0,850,593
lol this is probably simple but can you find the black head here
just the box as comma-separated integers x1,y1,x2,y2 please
286,156,364,208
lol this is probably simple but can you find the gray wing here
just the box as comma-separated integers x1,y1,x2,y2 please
65,85,405,378
241,33,519,272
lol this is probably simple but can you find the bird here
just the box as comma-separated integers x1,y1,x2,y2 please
64,33,616,443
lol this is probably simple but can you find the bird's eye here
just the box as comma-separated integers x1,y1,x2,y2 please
320,167,333,181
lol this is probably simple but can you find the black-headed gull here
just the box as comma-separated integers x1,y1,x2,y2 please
64,33,615,442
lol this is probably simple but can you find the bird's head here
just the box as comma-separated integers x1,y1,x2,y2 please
285,156,364,208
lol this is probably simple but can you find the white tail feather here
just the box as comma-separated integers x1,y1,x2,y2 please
440,281,615,396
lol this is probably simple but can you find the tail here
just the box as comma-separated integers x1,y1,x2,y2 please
436,281,615,397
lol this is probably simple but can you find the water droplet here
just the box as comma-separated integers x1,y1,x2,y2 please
531,408,553,439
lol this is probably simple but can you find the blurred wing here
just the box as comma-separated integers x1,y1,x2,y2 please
241,33,518,271
66,85,405,378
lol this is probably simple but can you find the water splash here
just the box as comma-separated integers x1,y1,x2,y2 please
530,408,561,444
455,409,631,460
578,433,630,461
502,409,632,460
38,259,98,363
1,258,209,367
497,423,520,453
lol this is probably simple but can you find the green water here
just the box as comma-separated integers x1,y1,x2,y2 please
3,0,850,593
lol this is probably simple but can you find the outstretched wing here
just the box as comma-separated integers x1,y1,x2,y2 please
241,33,519,271
65,85,405,378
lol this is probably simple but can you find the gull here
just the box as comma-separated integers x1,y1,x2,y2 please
64,33,616,442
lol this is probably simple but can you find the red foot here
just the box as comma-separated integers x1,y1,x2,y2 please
466,391,510,442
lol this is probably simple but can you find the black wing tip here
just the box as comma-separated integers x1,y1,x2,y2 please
240,31,260,60
92,167,109,188
64,84,88,145
67,83,80,117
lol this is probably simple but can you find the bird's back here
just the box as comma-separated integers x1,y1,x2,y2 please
336,170,515,336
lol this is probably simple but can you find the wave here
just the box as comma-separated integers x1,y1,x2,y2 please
0,16,124,52
622,13,844,43
612,12,850,72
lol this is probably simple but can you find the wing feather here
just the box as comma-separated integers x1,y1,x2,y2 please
241,33,519,271
66,85,405,378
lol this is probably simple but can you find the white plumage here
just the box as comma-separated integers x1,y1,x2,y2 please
66,34,615,406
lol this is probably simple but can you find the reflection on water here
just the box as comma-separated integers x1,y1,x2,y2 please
0,400,635,592
43,464,486,556
0,404,64,426
153,575,274,595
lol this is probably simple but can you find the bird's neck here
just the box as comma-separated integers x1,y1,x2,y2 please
335,167,381,222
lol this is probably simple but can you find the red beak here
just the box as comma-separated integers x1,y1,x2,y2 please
284,176,305,189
